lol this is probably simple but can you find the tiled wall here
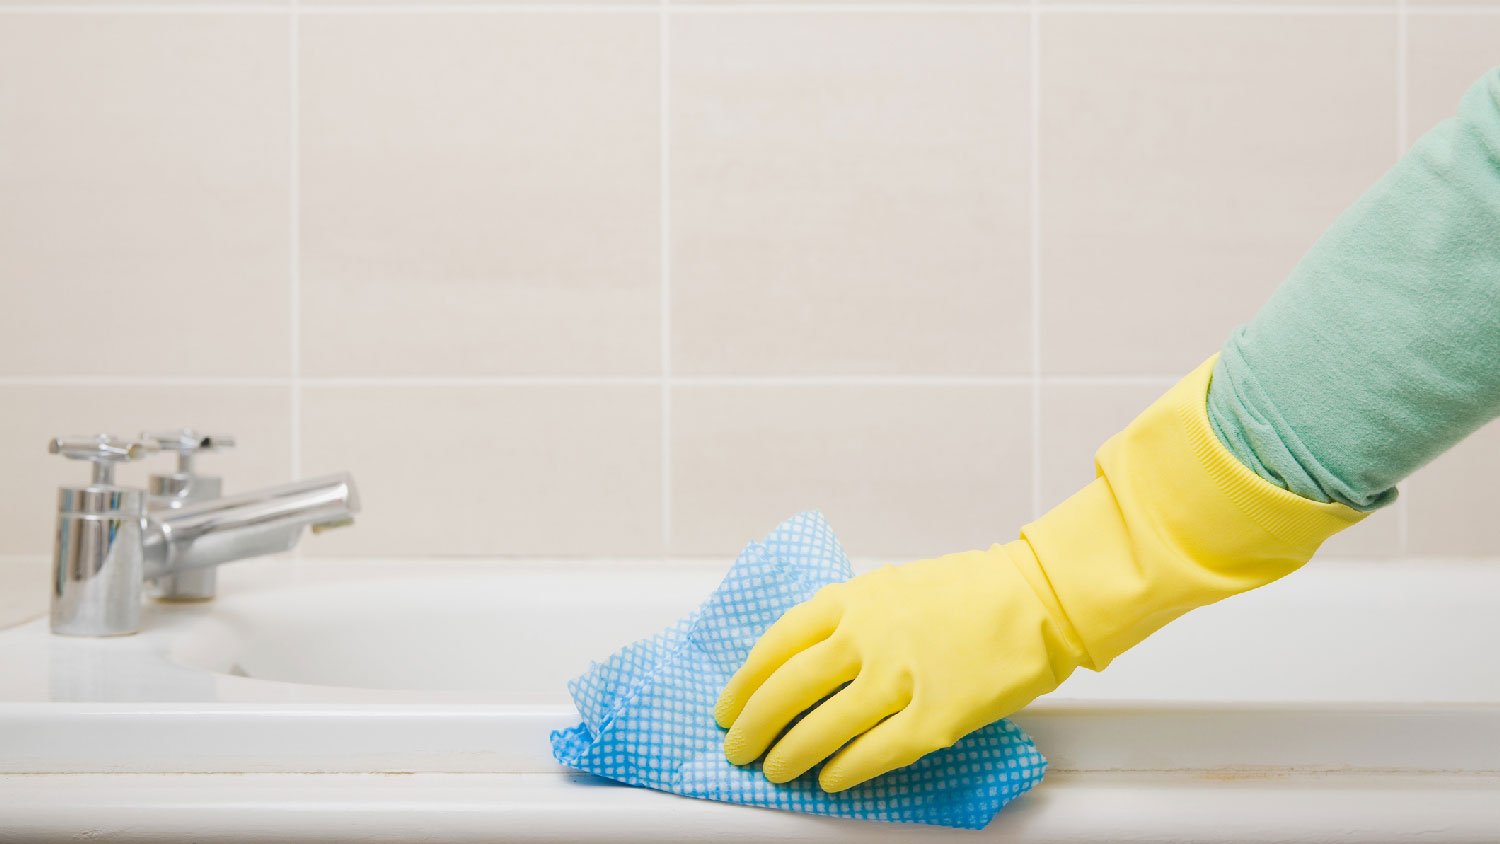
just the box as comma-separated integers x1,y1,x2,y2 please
1,1,1497,562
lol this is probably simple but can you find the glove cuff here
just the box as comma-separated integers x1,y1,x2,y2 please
1019,355,1366,671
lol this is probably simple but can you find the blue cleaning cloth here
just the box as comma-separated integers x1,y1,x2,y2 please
550,512,1047,829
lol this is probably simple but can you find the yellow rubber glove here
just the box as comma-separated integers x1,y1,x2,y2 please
715,357,1366,792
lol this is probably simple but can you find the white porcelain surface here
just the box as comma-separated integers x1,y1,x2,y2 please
156,558,1500,705
4,771,1500,844
3,556,1500,781
2,557,1499,841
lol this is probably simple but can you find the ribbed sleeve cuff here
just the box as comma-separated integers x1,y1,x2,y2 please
1181,357,1367,551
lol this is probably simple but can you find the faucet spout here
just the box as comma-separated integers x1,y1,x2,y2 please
143,473,359,578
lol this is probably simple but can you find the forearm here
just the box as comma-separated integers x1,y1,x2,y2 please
1207,69,1500,511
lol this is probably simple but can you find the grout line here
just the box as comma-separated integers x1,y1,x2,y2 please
311,376,1038,386
669,2,1027,10
0,2,1412,12
0,377,294,387
0,2,1017,12
673,2,1392,10
671,375,1039,386
0,4,289,12
1029,0,1043,522
301,376,664,386
1031,374,1178,386
1395,0,1409,155
301,3,659,11
1035,2,1395,12
1406,4,1500,13
0,375,1184,388
659,0,673,554
289,1,302,484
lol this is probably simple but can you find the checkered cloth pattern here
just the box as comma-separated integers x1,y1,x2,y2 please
550,511,1046,829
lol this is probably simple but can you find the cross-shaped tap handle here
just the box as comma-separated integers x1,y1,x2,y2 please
140,429,235,474
48,434,159,486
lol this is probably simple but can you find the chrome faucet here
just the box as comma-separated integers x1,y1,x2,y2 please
48,433,360,637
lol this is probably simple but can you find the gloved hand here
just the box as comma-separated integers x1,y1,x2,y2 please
714,543,1078,792
716,357,1367,792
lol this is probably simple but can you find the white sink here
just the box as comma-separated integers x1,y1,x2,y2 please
2,555,1499,775
2,556,1500,842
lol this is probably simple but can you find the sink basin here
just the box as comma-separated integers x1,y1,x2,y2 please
172,557,1500,704
168,567,721,697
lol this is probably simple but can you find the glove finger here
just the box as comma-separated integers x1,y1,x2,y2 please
723,638,860,767
714,592,841,729
761,673,910,784
817,706,943,793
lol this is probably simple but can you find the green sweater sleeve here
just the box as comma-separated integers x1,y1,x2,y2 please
1207,69,1500,512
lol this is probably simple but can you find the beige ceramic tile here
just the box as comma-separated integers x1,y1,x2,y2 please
300,386,661,557
1039,382,1400,557
1316,497,1402,559
0,15,290,377
0,0,286,4
313,0,624,4
1040,13,1396,376
1039,0,1385,4
670,14,1032,376
670,385,1031,558
1406,420,1500,557
299,14,660,377
681,0,1021,4
1407,15,1500,142
0,386,293,557
0,558,49,631
1037,383,1161,512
